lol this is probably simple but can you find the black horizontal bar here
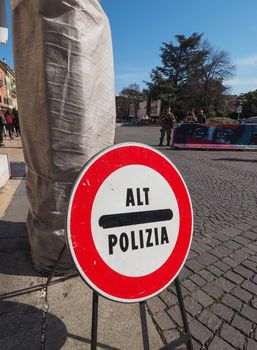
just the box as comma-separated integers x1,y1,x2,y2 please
99,209,173,229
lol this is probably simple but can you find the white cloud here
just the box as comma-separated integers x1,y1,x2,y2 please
115,70,148,81
235,55,257,67
225,78,257,86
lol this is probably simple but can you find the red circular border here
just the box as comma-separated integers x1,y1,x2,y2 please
68,145,193,301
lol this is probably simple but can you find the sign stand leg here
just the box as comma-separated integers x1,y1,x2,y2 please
45,244,66,287
174,277,194,350
140,302,150,350
159,277,193,350
91,291,99,350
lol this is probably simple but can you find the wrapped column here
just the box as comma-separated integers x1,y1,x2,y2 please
11,0,116,272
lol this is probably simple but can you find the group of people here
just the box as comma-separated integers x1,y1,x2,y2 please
184,109,207,124
159,107,207,146
0,108,20,147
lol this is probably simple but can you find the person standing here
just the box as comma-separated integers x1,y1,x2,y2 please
197,109,207,124
0,110,6,146
12,108,20,137
159,107,176,146
4,109,14,139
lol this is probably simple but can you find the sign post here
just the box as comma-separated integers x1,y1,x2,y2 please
66,143,194,349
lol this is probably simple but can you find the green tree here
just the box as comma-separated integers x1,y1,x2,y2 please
241,90,257,116
145,33,235,117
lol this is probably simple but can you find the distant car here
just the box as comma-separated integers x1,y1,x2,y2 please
242,116,257,124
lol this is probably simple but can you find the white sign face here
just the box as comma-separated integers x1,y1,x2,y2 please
91,165,180,277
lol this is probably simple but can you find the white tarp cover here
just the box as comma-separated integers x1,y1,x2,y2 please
0,0,8,44
11,0,116,272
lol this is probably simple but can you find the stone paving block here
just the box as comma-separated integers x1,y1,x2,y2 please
202,282,223,300
191,339,202,350
220,323,246,349
223,240,241,251
199,269,215,283
251,297,257,309
231,314,253,336
190,243,205,255
222,293,242,311
229,252,245,263
159,290,177,307
162,329,179,345
241,280,257,296
215,232,231,242
246,339,257,350
223,257,238,268
215,277,235,293
236,223,252,231
249,255,257,263
191,289,213,307
179,266,192,281
224,270,244,285
249,243,257,252
242,230,257,241
147,297,166,315
234,236,251,245
197,309,222,332
183,296,202,317
233,265,254,279
211,303,233,323
189,319,212,345
189,274,206,288
187,250,198,260
210,246,233,258
208,336,235,350
181,280,199,293
196,252,218,266
167,305,192,327
222,227,242,238
234,248,251,259
231,286,253,303
206,265,223,276
153,312,175,331
185,260,203,273
241,304,257,323
214,261,230,272
252,274,257,284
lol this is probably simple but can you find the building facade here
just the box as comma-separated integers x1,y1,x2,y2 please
0,60,17,111
0,61,8,110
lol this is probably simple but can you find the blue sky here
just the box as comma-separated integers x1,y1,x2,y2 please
1,0,257,95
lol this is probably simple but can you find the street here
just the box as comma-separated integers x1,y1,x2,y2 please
116,125,257,349
0,126,257,349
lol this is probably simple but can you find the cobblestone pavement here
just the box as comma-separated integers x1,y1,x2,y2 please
116,126,257,350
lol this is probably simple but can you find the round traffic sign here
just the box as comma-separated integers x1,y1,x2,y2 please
66,143,193,303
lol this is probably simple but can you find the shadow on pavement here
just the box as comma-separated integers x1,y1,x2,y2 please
0,220,38,277
0,300,67,349
0,300,121,350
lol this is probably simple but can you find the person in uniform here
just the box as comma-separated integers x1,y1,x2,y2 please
197,109,207,124
159,107,176,146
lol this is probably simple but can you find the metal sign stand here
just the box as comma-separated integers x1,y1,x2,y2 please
90,279,193,350
45,246,193,350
